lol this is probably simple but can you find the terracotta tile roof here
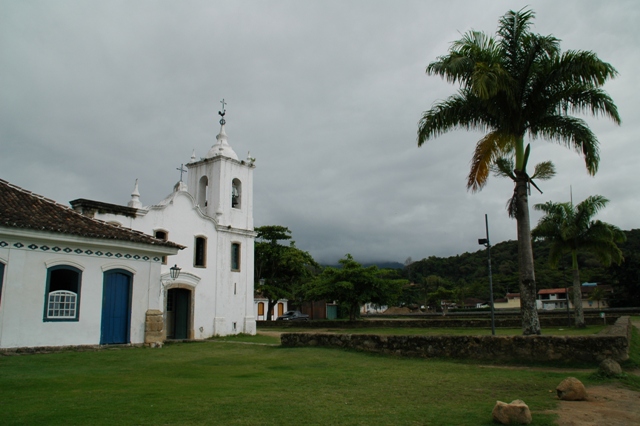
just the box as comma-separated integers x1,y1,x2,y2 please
0,179,183,249
538,288,567,295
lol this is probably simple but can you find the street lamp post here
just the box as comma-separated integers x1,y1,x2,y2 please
478,214,496,336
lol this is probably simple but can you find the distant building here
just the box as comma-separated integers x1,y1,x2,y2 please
493,293,521,310
536,285,612,311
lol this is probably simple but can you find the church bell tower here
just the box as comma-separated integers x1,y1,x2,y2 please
186,101,255,230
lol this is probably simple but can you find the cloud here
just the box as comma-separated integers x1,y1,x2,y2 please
1,0,637,264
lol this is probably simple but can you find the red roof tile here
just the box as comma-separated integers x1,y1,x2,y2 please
0,179,183,249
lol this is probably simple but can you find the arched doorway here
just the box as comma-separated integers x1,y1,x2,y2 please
166,288,191,340
101,270,132,344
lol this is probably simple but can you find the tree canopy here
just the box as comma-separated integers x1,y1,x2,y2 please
532,195,626,327
417,8,620,334
254,225,318,320
305,254,406,320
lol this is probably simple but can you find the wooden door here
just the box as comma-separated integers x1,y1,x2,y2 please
101,271,132,344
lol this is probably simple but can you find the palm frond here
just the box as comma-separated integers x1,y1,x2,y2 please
427,30,501,87
467,131,513,191
417,91,495,146
530,161,556,180
552,50,619,87
490,157,516,180
529,115,600,175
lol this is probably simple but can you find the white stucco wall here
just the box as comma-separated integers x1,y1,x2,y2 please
0,230,172,349
94,185,255,337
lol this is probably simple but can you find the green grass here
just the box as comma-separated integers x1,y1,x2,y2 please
210,333,280,345
0,341,585,425
262,325,606,336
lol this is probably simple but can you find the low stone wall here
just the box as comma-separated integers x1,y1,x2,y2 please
280,316,631,363
262,314,618,329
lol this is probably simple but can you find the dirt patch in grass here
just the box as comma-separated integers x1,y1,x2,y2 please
549,384,640,426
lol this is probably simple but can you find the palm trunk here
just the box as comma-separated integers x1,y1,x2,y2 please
571,251,585,328
514,172,541,335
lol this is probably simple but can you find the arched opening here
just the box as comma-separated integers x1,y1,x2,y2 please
44,265,82,321
231,242,241,271
257,301,265,320
231,178,241,209
194,236,207,267
166,287,192,340
100,269,132,344
198,176,209,207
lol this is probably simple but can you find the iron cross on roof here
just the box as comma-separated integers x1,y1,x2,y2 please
176,164,187,182
219,98,227,125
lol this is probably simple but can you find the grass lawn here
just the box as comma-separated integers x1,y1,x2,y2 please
0,340,610,426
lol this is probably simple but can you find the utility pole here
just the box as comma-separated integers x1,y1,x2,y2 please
478,214,496,335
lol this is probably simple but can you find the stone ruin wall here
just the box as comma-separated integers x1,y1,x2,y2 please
280,316,631,363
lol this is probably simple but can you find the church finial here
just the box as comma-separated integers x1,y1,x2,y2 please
218,98,227,125
128,178,142,208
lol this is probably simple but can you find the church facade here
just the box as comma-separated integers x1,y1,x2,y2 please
71,114,257,338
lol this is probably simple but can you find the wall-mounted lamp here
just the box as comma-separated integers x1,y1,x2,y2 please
170,264,182,280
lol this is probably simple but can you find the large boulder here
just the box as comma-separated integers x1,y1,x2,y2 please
492,399,532,424
556,377,588,401
599,358,622,377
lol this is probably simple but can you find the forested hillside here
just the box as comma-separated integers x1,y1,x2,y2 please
400,229,640,307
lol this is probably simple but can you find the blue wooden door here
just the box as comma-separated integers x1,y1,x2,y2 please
0,262,5,308
101,271,132,344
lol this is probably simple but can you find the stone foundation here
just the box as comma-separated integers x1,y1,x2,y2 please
144,309,165,347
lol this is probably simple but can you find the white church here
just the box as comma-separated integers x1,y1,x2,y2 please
72,109,257,339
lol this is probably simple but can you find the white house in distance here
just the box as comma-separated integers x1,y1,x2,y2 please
0,179,182,350
71,111,257,338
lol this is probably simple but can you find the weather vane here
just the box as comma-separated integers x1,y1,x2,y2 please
218,98,226,125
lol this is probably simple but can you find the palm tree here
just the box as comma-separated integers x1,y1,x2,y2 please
589,286,606,310
532,195,625,327
417,8,620,334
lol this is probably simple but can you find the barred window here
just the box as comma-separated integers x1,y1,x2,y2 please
231,243,240,271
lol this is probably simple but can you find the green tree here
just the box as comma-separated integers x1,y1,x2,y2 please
589,286,606,310
305,254,406,320
417,8,620,334
254,226,318,320
532,195,625,327
427,286,455,316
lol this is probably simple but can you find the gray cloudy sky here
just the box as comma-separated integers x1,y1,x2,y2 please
1,0,638,264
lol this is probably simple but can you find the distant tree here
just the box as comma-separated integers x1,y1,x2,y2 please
417,8,620,334
254,226,319,320
427,287,455,316
532,195,625,327
305,254,406,320
589,286,606,310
